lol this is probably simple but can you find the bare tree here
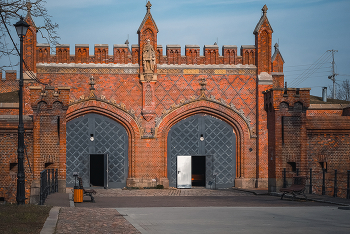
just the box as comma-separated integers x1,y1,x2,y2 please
0,0,59,71
328,79,350,101
337,79,350,101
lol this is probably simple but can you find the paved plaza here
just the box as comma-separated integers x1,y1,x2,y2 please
117,206,350,234
42,188,350,234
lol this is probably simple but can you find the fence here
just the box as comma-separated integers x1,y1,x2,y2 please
282,168,350,199
39,168,58,205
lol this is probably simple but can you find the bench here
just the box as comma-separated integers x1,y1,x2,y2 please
78,177,97,202
280,176,307,200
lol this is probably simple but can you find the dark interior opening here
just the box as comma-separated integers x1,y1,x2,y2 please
319,162,327,172
0,197,5,202
10,163,17,170
192,156,206,186
90,154,104,186
45,162,53,168
287,162,297,172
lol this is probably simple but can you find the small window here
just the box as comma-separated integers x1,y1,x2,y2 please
10,163,17,171
287,162,296,173
45,162,53,168
319,162,327,172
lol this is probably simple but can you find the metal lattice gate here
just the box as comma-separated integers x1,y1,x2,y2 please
167,114,236,188
66,113,128,188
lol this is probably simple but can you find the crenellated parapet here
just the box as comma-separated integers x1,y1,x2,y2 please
29,2,284,79
241,45,256,65
35,43,259,66
263,88,311,112
114,44,131,64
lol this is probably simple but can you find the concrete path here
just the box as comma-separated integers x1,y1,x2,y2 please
117,206,350,234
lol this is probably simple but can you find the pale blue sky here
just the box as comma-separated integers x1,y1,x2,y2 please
6,0,350,97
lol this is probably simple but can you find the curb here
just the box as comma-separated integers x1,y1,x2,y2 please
40,206,60,234
270,192,350,207
69,193,75,207
233,188,269,196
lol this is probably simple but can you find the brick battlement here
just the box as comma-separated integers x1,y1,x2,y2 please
29,86,70,109
36,43,256,66
264,88,311,110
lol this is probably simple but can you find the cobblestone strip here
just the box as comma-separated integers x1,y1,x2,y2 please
55,208,140,234
92,188,254,197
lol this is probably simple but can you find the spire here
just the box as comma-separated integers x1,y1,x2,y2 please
262,4,268,16
26,1,32,14
272,43,285,63
146,1,152,13
138,1,159,33
25,1,36,27
254,4,273,34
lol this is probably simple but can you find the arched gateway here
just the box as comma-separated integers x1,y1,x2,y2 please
66,113,128,188
167,114,236,188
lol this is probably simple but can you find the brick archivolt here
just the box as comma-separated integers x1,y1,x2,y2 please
66,100,142,138
66,100,141,178
157,99,253,179
155,95,255,138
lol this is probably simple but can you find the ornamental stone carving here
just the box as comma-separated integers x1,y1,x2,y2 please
143,40,156,73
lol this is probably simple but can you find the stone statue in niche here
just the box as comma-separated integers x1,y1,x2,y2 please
143,39,155,73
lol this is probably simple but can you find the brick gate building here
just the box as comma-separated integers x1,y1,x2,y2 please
1,2,350,203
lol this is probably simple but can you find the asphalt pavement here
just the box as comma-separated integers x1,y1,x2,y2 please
41,188,350,234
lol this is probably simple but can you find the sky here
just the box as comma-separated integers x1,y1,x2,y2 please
4,0,350,97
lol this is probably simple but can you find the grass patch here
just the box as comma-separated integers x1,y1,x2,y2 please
0,204,52,234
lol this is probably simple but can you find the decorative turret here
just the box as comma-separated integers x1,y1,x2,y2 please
138,1,159,76
254,5,273,74
23,1,37,75
138,2,158,136
271,43,285,88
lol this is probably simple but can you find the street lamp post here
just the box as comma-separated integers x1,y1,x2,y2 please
14,17,30,205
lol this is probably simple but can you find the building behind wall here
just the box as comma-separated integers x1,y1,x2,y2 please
0,2,349,203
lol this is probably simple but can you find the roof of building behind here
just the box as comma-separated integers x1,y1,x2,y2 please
0,91,19,103
310,95,350,104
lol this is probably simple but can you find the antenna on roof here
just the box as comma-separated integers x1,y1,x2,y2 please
327,49,338,99
125,34,129,45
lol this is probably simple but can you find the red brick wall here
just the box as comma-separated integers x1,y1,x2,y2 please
0,71,18,93
0,119,34,203
306,117,350,198
1,4,293,196
265,89,350,197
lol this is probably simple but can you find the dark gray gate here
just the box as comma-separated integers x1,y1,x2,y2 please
66,113,128,188
167,114,236,188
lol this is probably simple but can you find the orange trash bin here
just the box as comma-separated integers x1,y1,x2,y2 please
74,188,83,203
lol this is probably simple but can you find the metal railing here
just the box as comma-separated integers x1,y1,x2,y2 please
39,169,58,205
282,168,350,199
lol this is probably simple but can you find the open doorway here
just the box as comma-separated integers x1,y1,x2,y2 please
90,154,104,187
192,156,206,186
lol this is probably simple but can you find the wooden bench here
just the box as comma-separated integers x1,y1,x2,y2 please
280,176,307,200
78,177,97,202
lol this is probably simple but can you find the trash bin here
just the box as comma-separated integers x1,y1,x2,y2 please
74,188,83,203
72,172,82,202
